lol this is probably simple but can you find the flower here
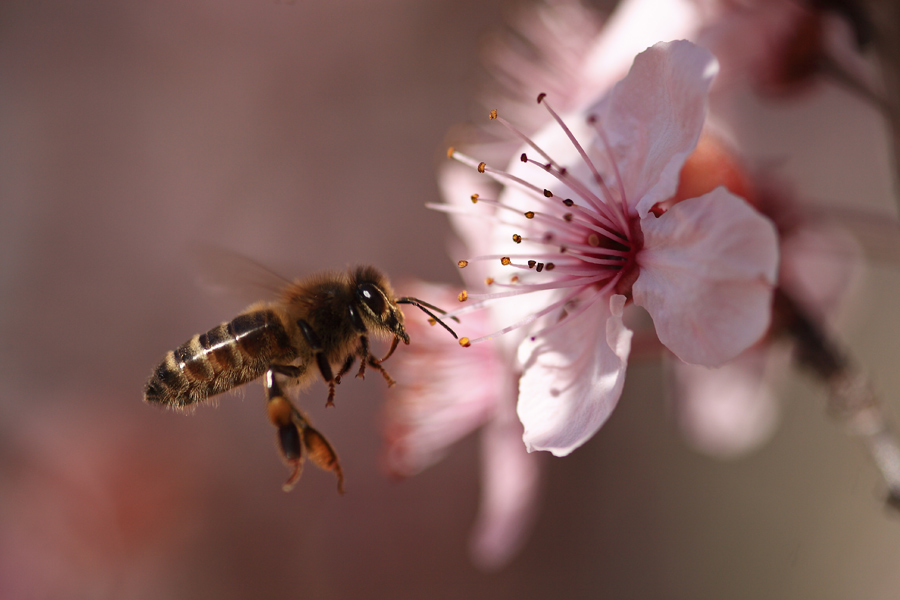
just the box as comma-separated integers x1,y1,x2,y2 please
694,0,882,99
446,40,780,457
669,171,862,457
382,282,541,570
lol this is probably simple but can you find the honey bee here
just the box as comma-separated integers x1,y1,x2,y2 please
144,265,457,493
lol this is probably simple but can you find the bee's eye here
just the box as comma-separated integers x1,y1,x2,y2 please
357,283,386,315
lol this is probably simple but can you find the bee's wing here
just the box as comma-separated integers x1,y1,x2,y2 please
191,244,295,309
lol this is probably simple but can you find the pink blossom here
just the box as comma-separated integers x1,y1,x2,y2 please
382,282,541,570
446,40,779,457
694,0,881,98
669,173,862,457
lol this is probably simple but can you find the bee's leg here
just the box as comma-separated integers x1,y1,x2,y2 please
334,354,356,385
354,335,370,380
290,408,345,495
296,319,339,407
263,369,305,490
264,368,345,494
365,355,397,388
346,304,370,380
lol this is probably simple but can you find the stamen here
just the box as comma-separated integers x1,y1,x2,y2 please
461,284,587,346
588,115,629,212
459,273,611,303
519,153,622,229
539,96,608,200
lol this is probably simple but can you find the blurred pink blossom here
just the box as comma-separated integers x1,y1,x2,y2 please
669,170,862,457
695,0,881,99
382,282,541,570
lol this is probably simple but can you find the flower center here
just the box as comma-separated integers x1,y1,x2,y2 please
439,95,645,345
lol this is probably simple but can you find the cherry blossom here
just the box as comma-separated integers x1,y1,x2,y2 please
382,282,540,570
445,40,779,457
669,168,862,457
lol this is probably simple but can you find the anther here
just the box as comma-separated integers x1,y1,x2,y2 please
485,277,494,285
563,199,574,207
527,260,536,269
512,234,522,244
500,257,511,265
477,162,486,174
489,109,498,120
524,211,535,219
458,290,468,302
458,260,469,268
536,263,545,272
471,193,479,203
510,275,519,283
563,213,573,222
460,337,472,348
588,234,600,247
543,189,553,198
537,92,547,103
447,146,455,158
520,153,528,163
545,263,555,270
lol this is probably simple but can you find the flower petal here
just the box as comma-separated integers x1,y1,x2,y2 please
596,40,718,217
517,294,633,456
382,284,504,476
634,187,778,366
469,397,541,571
668,346,784,458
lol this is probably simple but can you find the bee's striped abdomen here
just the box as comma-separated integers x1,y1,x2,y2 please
144,309,295,408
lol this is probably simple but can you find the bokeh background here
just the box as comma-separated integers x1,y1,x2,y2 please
2,1,900,598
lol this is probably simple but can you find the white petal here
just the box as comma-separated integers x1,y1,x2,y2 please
634,187,779,366
517,294,633,457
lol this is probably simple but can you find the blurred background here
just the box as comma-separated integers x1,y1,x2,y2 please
1,1,900,598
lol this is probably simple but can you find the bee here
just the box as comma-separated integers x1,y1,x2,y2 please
144,265,457,493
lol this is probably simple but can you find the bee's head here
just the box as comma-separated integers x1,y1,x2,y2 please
353,266,409,344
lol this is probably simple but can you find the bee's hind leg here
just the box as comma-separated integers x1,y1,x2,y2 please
263,368,344,494
263,369,305,490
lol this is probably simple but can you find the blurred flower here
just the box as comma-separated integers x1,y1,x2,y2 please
0,403,206,600
695,0,882,100
668,157,862,457
447,40,778,457
383,282,541,570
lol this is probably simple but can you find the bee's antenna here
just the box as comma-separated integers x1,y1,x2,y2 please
397,297,459,339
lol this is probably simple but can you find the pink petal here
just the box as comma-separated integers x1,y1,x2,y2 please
517,294,633,457
779,221,861,322
668,346,785,458
382,284,504,477
469,397,542,571
634,187,779,366
580,0,702,97
597,40,718,218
